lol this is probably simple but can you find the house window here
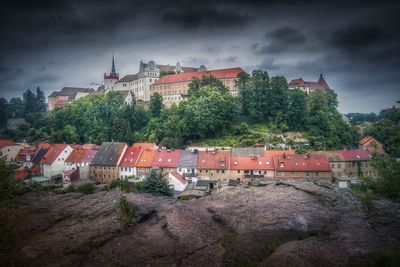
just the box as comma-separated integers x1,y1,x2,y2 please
315,172,319,176
222,170,225,174
306,172,310,176
338,164,341,168
237,170,240,174
331,164,334,168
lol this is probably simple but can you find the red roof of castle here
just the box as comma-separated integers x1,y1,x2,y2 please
230,155,274,170
119,146,142,167
274,153,331,172
153,67,244,85
152,149,182,168
40,144,69,165
289,74,330,90
197,150,230,170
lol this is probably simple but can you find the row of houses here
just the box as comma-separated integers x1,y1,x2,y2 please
0,136,384,191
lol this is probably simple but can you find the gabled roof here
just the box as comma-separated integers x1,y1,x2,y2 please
40,144,69,165
340,148,371,161
135,147,155,168
119,146,142,167
116,74,139,84
153,67,244,85
91,142,126,166
312,151,344,162
16,146,37,162
82,149,98,164
197,150,230,170
0,139,16,149
178,150,199,168
231,147,265,157
152,149,182,168
65,146,98,164
274,153,331,172
32,147,49,164
359,135,374,145
358,136,385,155
230,155,274,170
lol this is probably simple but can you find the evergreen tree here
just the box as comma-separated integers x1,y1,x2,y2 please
287,89,308,131
23,89,36,115
35,86,47,113
149,93,164,117
142,169,173,196
0,98,8,128
8,97,24,118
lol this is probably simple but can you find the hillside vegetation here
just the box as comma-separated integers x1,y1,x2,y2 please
1,70,359,150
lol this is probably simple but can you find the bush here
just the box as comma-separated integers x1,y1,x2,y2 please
77,183,95,194
110,178,129,192
142,169,173,197
116,196,139,226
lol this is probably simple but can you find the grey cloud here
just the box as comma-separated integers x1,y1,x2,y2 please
256,26,306,54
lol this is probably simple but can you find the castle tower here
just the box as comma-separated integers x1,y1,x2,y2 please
104,56,119,92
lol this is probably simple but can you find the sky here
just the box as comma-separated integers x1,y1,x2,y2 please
1,0,399,113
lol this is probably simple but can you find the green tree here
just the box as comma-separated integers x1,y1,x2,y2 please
368,155,400,201
149,93,164,117
267,76,290,124
35,86,47,113
0,98,8,128
8,97,24,118
0,156,16,200
287,89,308,130
365,119,400,157
188,76,228,97
142,169,173,196
23,89,36,115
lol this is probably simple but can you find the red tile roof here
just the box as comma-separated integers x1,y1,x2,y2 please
82,149,98,163
119,146,142,167
153,67,244,85
230,155,274,170
274,153,331,172
133,142,156,150
40,144,69,165
0,139,16,149
152,149,182,168
197,150,230,170
16,146,37,162
339,148,371,161
358,136,385,154
135,147,156,168
289,74,330,90
65,146,87,163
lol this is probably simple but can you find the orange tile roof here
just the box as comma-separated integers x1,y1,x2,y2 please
135,148,155,168
40,144,69,165
153,67,244,85
264,150,295,157
197,150,230,170
230,155,274,170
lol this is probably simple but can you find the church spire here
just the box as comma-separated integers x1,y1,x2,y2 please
111,55,116,74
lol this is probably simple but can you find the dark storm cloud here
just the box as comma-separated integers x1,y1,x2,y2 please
255,27,306,54
1,0,400,112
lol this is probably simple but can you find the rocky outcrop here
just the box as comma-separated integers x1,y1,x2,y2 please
3,180,400,266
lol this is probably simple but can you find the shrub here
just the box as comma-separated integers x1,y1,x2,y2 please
77,183,95,194
110,178,129,192
116,196,139,226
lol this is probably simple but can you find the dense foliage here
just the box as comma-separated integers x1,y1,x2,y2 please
345,112,379,125
238,70,358,150
142,169,173,196
1,71,361,151
357,155,400,201
364,106,400,157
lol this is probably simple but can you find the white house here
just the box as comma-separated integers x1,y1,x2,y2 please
41,144,73,179
0,141,24,163
168,172,188,192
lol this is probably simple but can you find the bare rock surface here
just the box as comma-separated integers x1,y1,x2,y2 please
2,180,400,266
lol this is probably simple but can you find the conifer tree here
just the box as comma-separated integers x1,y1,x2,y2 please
35,86,47,113
142,169,173,196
